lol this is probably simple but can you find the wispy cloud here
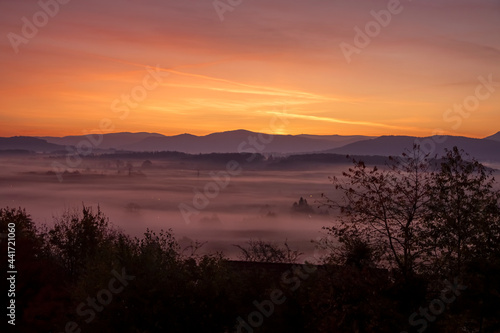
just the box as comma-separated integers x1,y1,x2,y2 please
164,69,335,101
1,0,499,137
264,111,423,132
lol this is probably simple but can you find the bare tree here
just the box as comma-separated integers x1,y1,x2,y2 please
424,147,500,277
321,145,433,280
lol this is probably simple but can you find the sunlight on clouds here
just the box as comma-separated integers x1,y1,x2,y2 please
0,0,499,137
264,111,424,133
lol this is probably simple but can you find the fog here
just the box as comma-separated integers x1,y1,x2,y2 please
3,154,498,261
0,154,349,261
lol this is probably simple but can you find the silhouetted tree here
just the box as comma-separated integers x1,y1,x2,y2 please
321,145,433,280
42,204,117,279
234,239,302,263
292,196,314,215
424,147,500,278
1,207,71,332
141,159,153,168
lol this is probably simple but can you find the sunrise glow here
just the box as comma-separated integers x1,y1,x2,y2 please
1,0,499,138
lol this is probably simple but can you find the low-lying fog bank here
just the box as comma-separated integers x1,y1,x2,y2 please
2,154,498,260
0,155,348,260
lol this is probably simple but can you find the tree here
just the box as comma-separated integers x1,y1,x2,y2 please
1,207,72,332
234,239,302,263
141,159,153,169
424,147,500,277
43,204,117,279
292,197,314,215
0,206,36,240
321,145,433,280
419,147,500,332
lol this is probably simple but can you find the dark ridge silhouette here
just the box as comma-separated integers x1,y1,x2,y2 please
121,130,374,153
322,135,500,162
0,137,66,152
485,131,500,142
36,130,374,154
4,131,500,161
270,153,389,166
41,132,165,149
93,151,265,164
70,151,386,171
0,149,34,155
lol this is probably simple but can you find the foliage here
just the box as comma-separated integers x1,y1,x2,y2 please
292,196,315,215
321,145,433,279
234,239,303,263
424,147,500,277
41,204,117,279
320,145,500,332
0,206,36,239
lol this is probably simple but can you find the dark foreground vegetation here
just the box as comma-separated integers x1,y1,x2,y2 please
2,146,500,333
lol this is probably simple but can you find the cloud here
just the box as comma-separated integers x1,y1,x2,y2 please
0,0,499,137
264,111,423,132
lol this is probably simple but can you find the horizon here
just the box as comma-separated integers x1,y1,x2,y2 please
2,128,499,140
1,0,499,138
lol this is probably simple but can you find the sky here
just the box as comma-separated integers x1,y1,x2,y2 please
0,0,499,138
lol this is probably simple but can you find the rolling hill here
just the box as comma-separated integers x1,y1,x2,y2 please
41,132,165,149
485,131,500,142
39,130,374,154
0,137,66,152
2,131,499,162
322,135,500,162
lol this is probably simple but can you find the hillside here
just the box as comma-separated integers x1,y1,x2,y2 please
485,131,500,142
322,135,500,162
37,130,374,154
0,137,66,152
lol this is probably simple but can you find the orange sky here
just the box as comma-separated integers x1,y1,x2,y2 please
0,0,499,138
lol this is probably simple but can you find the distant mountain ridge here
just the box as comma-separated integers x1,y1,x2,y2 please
485,131,500,142
0,137,65,152
40,130,375,154
0,130,499,161
322,135,500,162
41,132,165,149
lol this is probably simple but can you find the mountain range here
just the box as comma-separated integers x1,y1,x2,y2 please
39,130,375,154
325,134,500,162
0,130,499,161
486,131,500,142
0,137,64,152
